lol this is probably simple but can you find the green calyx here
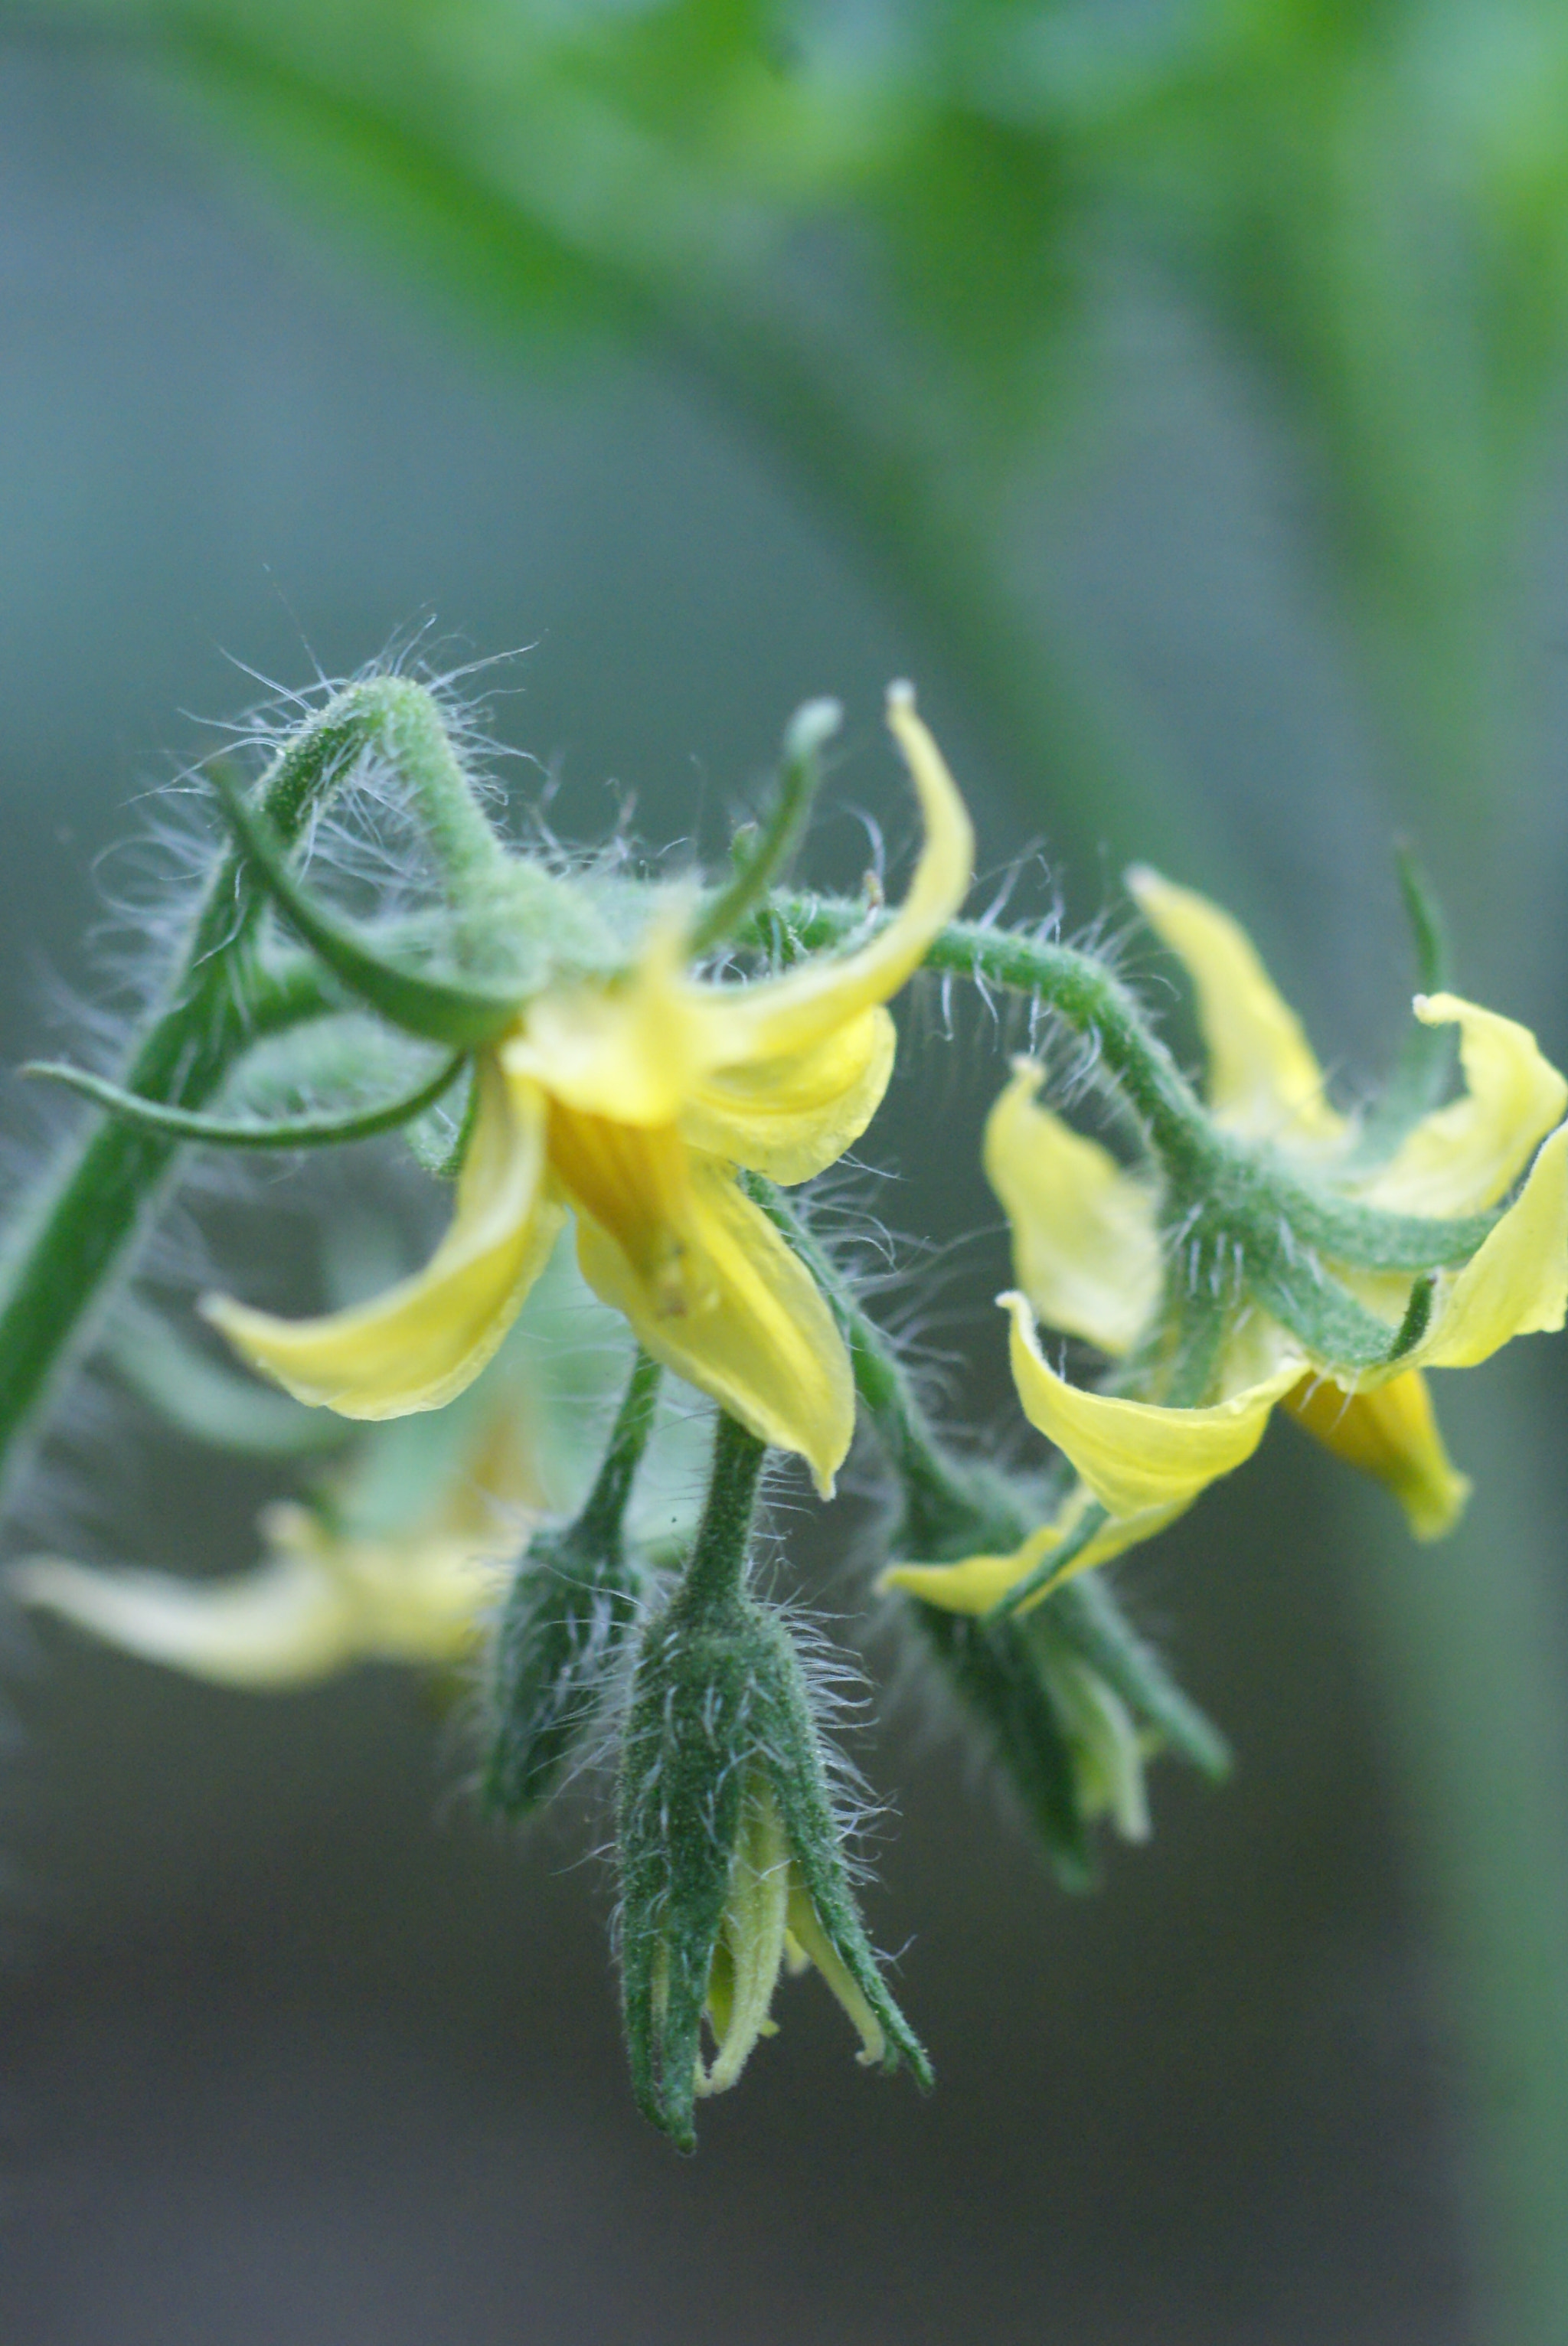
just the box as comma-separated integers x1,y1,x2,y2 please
616,1586,930,2151
616,1405,928,2149
482,1351,662,1819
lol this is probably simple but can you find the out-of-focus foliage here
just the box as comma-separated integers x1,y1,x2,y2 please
74,0,1568,832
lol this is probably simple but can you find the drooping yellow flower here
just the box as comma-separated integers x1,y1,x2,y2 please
10,1241,709,1688
8,1500,512,1688
887,870,1568,1615
6,1397,537,1688
204,688,973,1499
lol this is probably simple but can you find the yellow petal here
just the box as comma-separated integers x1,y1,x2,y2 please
880,1485,1187,1616
701,1776,792,2096
6,1547,361,1687
1127,866,1344,1147
784,1873,886,2067
1352,992,1568,1215
1002,1292,1302,1518
983,1059,1163,1355
6,1505,507,1687
502,917,702,1127
547,1101,701,1313
1282,1371,1471,1540
678,1007,897,1184
574,1157,854,1498
204,1057,565,1419
694,685,974,1067
1403,1122,1568,1370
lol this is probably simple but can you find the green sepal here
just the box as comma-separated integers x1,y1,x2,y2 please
482,1350,662,1818
688,698,838,956
1344,848,1457,1171
617,1589,768,2152
913,1602,1097,1890
753,1615,933,2092
1247,1240,1433,1374
210,763,522,1047
23,1050,466,1149
617,1588,929,2150
1050,1573,1230,1782
480,1521,645,1818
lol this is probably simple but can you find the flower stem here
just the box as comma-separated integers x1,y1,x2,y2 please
760,896,1205,1162
573,1348,664,1549
0,681,508,1513
678,1412,768,1619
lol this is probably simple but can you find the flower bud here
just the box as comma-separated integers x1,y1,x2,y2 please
479,1517,644,1818
616,1588,930,2149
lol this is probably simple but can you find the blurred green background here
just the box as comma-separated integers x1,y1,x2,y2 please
5,6,1568,2341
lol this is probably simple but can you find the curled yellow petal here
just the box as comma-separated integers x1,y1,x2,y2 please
880,1485,1187,1616
679,1007,897,1184
984,1059,1162,1355
1127,866,1344,1148
697,684,974,1067
1002,1292,1303,1518
1282,1371,1471,1540
204,1057,565,1419
1404,1122,1568,1371
574,1157,854,1498
1353,993,1568,1215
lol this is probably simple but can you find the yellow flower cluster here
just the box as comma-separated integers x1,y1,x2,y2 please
887,872,1568,1614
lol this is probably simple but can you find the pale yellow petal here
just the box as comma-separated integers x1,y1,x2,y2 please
574,1158,854,1498
1127,866,1344,1146
678,1007,896,1184
983,1059,1162,1354
6,1547,360,1688
501,917,702,1126
1282,1371,1471,1540
6,1504,508,1686
880,1485,1187,1616
694,685,974,1067
204,1058,565,1419
1352,992,1568,1215
784,1874,885,2066
1003,1292,1302,1518
701,1777,792,2096
1401,1123,1568,1371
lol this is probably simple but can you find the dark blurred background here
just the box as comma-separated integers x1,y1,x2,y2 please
5,13,1568,2343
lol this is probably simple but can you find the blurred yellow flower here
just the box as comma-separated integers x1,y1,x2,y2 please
887,871,1568,1614
206,687,972,1498
8,1243,707,1689
5,1400,537,1688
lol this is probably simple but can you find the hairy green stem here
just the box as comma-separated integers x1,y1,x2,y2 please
574,1348,664,1550
678,1413,768,1619
0,680,505,1512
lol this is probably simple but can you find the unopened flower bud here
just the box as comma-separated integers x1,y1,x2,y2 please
616,1587,930,2150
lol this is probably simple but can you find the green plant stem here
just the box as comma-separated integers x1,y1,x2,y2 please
678,1413,767,1619
0,680,505,1513
573,1348,664,1550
